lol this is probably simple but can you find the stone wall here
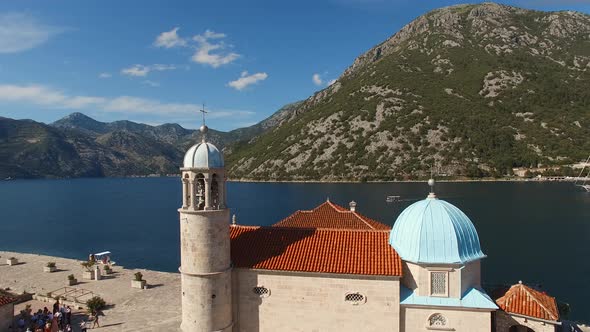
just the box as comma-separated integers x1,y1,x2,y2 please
460,260,481,296
494,311,558,332
401,306,492,332
402,261,481,298
179,208,232,332
233,269,400,332
0,303,13,332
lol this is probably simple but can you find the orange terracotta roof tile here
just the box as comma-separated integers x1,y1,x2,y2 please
230,225,402,276
273,200,391,230
496,283,559,321
0,296,16,306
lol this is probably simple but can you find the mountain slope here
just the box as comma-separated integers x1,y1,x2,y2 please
0,118,103,178
227,3,590,181
0,99,302,178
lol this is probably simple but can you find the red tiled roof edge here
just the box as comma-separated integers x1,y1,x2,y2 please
496,283,559,321
0,296,16,306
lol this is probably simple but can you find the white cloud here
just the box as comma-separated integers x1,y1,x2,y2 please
153,27,187,48
313,73,337,87
191,30,239,68
98,72,112,79
0,84,257,121
0,13,63,53
312,73,323,86
228,71,268,91
142,80,160,87
121,64,176,77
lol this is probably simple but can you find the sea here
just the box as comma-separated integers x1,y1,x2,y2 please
0,178,588,320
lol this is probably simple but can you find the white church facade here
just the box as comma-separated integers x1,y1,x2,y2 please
177,125,561,332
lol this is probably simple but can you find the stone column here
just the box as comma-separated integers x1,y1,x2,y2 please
204,176,211,210
219,175,226,209
189,179,196,211
182,177,188,209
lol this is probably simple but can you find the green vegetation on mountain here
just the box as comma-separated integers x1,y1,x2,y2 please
0,101,303,178
227,3,590,181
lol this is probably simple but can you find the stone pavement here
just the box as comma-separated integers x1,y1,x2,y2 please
0,251,181,331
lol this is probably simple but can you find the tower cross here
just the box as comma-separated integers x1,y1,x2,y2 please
199,103,208,126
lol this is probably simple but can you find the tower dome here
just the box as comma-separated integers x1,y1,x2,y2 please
183,142,224,168
182,125,224,168
389,193,486,265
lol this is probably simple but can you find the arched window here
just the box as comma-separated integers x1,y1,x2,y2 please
344,292,366,305
428,313,447,327
211,174,219,209
252,286,270,297
195,174,205,210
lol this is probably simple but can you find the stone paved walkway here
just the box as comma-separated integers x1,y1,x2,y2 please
0,251,181,331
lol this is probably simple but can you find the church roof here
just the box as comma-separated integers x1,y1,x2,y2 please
183,141,224,168
495,282,559,321
230,225,402,276
0,296,16,306
273,200,390,230
389,196,486,264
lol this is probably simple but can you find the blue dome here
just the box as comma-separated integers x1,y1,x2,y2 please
389,197,486,264
183,142,224,168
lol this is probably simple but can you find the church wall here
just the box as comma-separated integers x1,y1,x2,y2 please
0,303,13,332
494,311,557,332
233,269,400,332
401,306,492,332
460,260,481,296
402,262,464,298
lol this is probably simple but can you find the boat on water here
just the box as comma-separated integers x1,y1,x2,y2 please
574,155,590,192
386,195,401,203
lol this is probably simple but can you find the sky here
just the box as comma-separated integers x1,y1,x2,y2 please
0,0,589,131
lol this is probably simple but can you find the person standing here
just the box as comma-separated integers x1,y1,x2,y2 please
91,312,100,329
52,300,59,315
65,306,71,326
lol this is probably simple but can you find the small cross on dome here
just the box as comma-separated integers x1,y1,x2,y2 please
199,103,208,142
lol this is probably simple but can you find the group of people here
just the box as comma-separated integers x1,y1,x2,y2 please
15,298,101,332
15,299,73,332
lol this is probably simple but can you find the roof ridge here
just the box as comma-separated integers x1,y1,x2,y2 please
519,284,558,320
350,210,376,229
259,225,390,233
326,200,344,211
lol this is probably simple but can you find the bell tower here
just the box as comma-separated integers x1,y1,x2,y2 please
178,118,232,332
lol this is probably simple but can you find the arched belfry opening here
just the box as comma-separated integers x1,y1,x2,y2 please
195,173,206,210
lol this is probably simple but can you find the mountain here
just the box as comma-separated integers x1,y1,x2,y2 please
0,101,302,178
227,2,590,181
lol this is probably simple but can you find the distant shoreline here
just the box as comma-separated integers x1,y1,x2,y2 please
2,175,581,184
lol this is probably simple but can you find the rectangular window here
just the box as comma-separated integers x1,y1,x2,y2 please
430,271,447,296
